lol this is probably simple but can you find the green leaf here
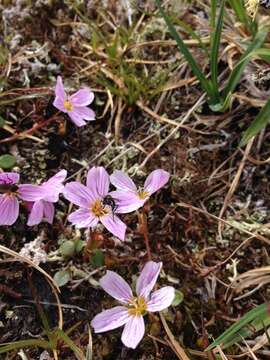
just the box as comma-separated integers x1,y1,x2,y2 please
91,250,104,267
75,239,85,253
0,154,16,169
54,329,85,359
156,0,212,99
0,339,50,354
206,304,270,351
210,0,225,101
222,27,268,101
240,97,270,146
53,270,71,287
171,289,184,306
0,116,5,128
59,240,75,257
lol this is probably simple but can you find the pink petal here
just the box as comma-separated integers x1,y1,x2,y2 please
146,287,175,312
99,271,133,303
0,194,19,225
72,106,95,121
136,261,162,299
86,167,110,198
68,111,87,127
121,315,145,349
18,184,44,202
54,76,66,100
0,172,19,184
45,170,67,186
68,208,98,228
42,170,67,202
53,96,67,113
63,182,95,208
43,201,55,224
109,191,144,214
27,200,44,226
100,214,126,241
91,306,130,333
110,170,137,192
70,88,94,106
144,169,170,195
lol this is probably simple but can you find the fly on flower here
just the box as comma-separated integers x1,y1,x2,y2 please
53,76,95,127
110,169,170,213
63,167,128,240
91,261,175,349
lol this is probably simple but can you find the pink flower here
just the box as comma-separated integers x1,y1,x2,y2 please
63,167,127,241
0,172,45,225
91,261,175,349
110,169,170,213
53,76,95,127
23,170,67,226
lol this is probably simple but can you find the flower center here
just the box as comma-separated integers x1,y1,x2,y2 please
91,199,110,218
137,189,149,200
63,99,73,112
128,296,147,316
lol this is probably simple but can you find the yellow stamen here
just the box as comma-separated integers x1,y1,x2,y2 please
128,296,147,316
63,99,73,112
91,199,110,218
137,190,149,200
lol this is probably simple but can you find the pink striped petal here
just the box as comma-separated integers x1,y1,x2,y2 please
110,170,137,192
72,106,95,121
0,172,19,184
146,287,175,312
63,182,95,208
121,315,145,349
144,169,170,195
27,200,44,226
91,306,130,333
43,201,55,224
99,271,133,303
53,96,66,113
68,208,98,228
109,190,144,214
86,167,110,198
18,184,44,202
54,76,66,100
68,111,87,127
0,194,19,225
136,261,162,299
100,214,126,241
42,170,67,202
70,88,94,106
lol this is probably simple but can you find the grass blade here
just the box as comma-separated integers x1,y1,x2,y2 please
222,27,268,101
0,339,50,354
210,0,225,102
240,97,270,146
156,0,212,99
206,304,269,351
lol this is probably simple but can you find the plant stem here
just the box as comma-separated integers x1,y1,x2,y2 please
138,207,152,260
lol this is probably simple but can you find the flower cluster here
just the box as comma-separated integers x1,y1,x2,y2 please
91,261,175,349
0,170,66,226
0,167,169,240
63,167,169,240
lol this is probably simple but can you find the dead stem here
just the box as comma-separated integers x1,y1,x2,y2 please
138,207,152,261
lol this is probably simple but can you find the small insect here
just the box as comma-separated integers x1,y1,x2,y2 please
0,182,18,194
44,96,57,119
103,195,118,216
